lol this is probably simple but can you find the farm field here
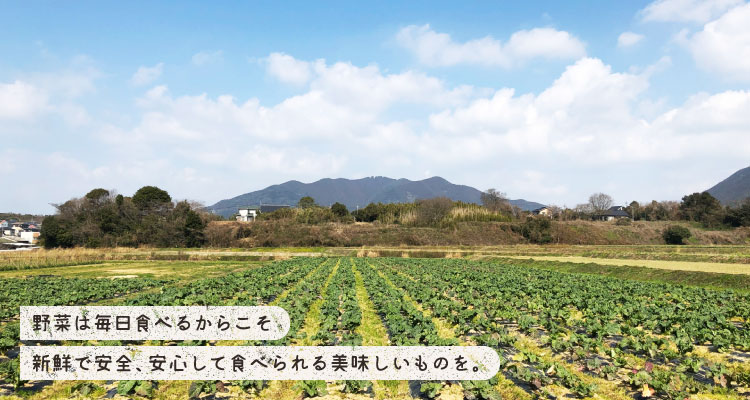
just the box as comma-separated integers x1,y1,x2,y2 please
0,250,749,399
503,255,750,275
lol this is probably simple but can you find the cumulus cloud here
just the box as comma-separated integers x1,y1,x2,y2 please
266,52,315,84
130,62,164,86
8,52,750,212
0,80,48,120
681,3,750,81
110,55,750,198
618,32,645,47
640,0,742,23
396,24,586,67
192,50,223,66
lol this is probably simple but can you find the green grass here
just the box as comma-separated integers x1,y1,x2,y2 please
498,257,750,292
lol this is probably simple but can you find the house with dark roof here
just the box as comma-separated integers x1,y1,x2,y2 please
235,205,291,222
595,206,631,221
531,206,551,216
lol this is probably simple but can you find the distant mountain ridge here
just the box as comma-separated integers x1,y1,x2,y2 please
707,166,750,205
207,176,545,218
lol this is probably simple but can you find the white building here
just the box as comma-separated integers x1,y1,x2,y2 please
235,205,291,222
20,231,40,244
236,207,260,222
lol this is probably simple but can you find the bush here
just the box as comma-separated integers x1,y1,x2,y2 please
514,217,553,244
331,202,349,217
725,198,750,227
663,225,692,245
615,217,631,226
295,207,336,224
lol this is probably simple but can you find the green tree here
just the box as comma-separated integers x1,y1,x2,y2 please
352,203,384,222
330,202,349,217
515,217,553,244
85,188,110,202
679,192,724,227
40,187,208,249
663,225,692,245
725,198,750,227
39,216,75,248
297,196,316,209
626,201,642,221
132,186,172,210
172,201,206,247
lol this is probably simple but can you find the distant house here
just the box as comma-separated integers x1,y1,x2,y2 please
0,220,8,229
235,205,291,222
20,230,40,244
532,206,551,216
236,207,259,222
12,224,25,237
595,206,630,221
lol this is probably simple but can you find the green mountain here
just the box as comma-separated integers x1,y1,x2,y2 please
207,176,544,218
707,166,750,206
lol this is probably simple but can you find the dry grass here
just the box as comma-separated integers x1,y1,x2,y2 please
213,219,749,248
507,255,750,275
0,247,320,272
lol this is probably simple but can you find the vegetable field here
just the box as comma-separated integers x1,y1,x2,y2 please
1,256,749,399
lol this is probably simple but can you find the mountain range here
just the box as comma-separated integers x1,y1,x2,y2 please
206,176,545,218
707,166,750,205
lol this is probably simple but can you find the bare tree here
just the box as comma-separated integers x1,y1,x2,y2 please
416,197,454,226
588,193,614,214
573,203,594,219
546,205,562,219
481,188,512,214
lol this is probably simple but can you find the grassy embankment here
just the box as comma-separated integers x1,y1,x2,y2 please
206,219,750,247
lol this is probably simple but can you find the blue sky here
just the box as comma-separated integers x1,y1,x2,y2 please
2,0,749,213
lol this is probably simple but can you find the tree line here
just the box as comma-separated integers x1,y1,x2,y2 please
40,186,215,248
38,186,750,249
541,191,750,229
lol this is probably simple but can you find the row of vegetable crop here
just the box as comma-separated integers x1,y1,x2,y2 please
0,258,329,397
362,258,512,400
0,276,167,320
267,258,337,346
354,258,456,347
313,259,362,346
125,257,325,307
378,257,750,399
372,258,598,399
304,259,371,396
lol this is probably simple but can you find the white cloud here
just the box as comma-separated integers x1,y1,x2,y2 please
266,53,314,84
618,32,645,47
116,54,750,182
7,53,750,212
0,80,48,120
682,3,750,81
130,62,164,86
422,57,750,166
396,24,586,68
640,0,742,23
192,50,223,66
